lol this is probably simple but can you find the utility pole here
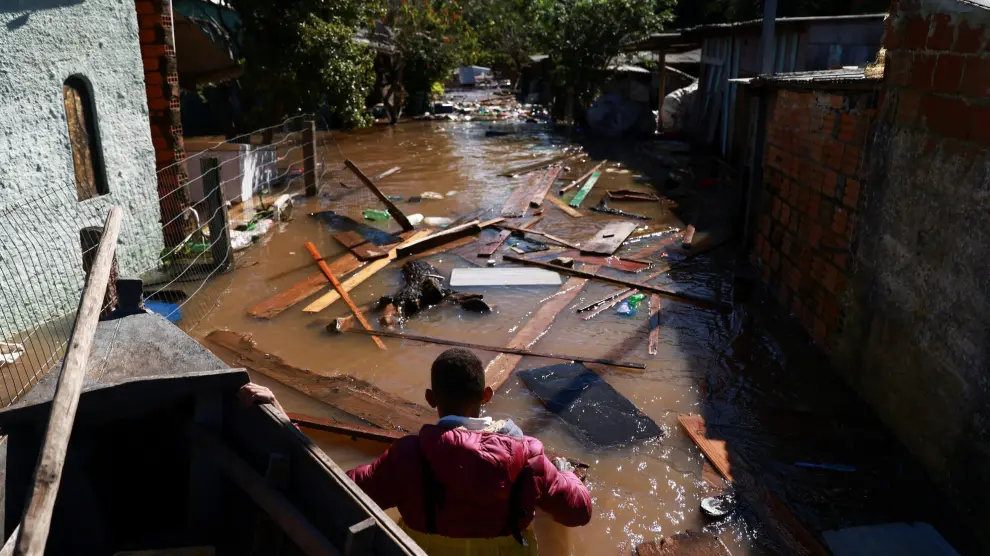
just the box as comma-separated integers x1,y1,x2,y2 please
760,0,778,75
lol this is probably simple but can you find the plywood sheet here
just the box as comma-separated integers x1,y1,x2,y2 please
450,268,562,287
580,221,639,255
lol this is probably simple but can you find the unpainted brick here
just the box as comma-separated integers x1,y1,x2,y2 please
927,14,955,51
932,54,964,94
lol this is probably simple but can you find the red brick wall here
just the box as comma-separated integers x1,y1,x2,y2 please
752,89,877,350
135,0,187,246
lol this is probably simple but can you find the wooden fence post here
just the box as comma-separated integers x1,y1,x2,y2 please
80,226,119,319
302,120,317,197
201,157,232,273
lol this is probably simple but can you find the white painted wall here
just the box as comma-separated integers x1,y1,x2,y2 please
0,0,162,333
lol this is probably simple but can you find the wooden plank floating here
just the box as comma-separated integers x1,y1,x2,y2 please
494,225,581,251
682,224,697,250
395,220,481,258
648,294,661,356
477,229,512,257
344,159,414,231
372,166,401,181
529,166,563,207
503,255,731,312
303,230,432,313
304,242,386,350
501,173,542,218
337,328,646,370
545,194,584,217
499,152,580,177
450,268,562,287
560,160,607,194
569,171,602,207
332,231,387,261
205,330,433,433
532,249,649,273
486,267,599,390
580,221,639,255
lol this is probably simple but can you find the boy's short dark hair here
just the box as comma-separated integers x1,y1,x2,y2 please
431,348,485,406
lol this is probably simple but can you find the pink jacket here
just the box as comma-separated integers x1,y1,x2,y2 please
346,422,592,538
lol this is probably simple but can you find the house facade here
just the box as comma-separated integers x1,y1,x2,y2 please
0,0,163,331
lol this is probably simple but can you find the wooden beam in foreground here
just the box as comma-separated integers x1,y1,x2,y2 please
303,230,432,313
13,207,123,556
205,330,433,433
337,328,646,370
304,242,385,350
503,255,732,312
344,159,414,231
545,194,584,217
678,414,831,556
486,266,600,390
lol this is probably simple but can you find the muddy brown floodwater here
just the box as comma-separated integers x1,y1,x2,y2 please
186,120,974,556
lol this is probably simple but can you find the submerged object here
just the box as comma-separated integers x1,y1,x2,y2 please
701,494,735,518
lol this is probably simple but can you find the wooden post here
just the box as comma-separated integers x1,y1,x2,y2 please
302,120,317,197
13,206,123,556
657,49,667,131
201,157,232,273
343,160,414,231
80,226,119,319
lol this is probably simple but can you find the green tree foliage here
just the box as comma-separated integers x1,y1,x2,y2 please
226,0,380,129
461,0,539,80
532,0,675,117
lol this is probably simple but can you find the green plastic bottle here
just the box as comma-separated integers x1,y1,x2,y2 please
363,209,391,221
627,293,646,309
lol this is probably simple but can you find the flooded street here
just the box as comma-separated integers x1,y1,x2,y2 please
188,120,972,555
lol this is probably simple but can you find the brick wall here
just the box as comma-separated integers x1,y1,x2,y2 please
135,0,187,246
752,88,877,350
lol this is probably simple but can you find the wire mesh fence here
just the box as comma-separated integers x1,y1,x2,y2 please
0,113,363,407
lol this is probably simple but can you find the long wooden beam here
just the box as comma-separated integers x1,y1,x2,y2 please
344,159,414,231
396,221,481,258
493,224,581,250
303,230,432,313
486,267,599,390
305,242,385,350
503,255,732,312
288,413,403,443
13,207,123,556
499,153,580,177
337,328,646,370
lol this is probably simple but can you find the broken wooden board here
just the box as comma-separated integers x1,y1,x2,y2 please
450,268,561,287
288,412,405,443
501,173,543,218
344,159,414,231
499,152,580,177
204,330,433,433
682,225,697,249
477,230,512,257
569,171,602,207
519,362,661,447
648,294,661,355
486,267,599,390
310,211,404,246
339,328,644,370
332,231,388,261
635,532,730,556
531,249,650,273
678,413,832,556
305,241,386,350
545,194,584,218
395,220,482,258
494,225,581,251
529,166,563,207
560,160,606,194
580,221,639,255
303,230,432,313
409,235,478,261
505,255,731,312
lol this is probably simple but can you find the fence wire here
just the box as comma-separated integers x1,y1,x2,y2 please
0,113,349,407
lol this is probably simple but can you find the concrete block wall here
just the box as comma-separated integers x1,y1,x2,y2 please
839,0,990,544
0,0,163,333
135,0,189,247
752,89,876,351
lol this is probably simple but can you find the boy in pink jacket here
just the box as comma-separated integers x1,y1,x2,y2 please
346,348,592,553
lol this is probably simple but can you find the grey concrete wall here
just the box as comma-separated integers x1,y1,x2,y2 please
832,0,990,547
0,0,163,333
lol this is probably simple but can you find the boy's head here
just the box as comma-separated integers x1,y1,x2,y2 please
425,348,493,417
